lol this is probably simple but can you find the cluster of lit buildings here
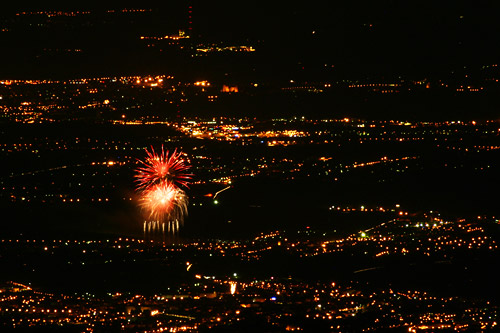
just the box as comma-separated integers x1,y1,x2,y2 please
1,113,500,206
4,70,500,126
318,215,499,258
0,280,497,331
0,214,498,331
195,44,255,54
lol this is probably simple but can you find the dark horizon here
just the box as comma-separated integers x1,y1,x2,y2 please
1,1,500,79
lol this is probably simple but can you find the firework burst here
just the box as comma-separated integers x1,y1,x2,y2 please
139,182,188,222
135,146,191,191
135,146,191,237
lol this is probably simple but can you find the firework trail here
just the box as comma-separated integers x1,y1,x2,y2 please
135,146,191,237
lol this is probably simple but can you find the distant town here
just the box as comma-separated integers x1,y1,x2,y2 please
1,3,500,332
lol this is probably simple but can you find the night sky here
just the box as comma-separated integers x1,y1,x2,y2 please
1,1,500,77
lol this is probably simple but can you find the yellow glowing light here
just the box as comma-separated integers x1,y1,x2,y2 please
230,282,237,295
194,80,210,87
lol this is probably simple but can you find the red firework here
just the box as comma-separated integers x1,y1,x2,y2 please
135,146,191,191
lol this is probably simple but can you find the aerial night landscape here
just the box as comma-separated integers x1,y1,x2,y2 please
1,1,500,332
